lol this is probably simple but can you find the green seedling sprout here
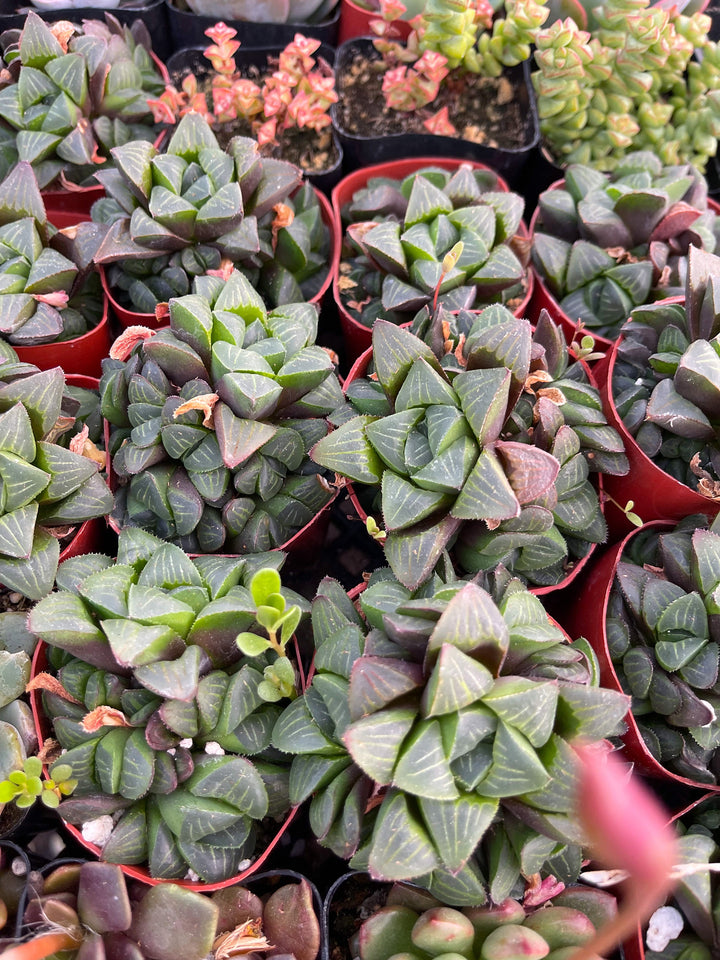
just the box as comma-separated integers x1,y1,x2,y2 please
0,757,76,810
236,568,302,701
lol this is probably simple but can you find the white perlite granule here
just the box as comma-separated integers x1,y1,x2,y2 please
179,739,193,748
81,815,114,847
204,742,225,755
11,857,27,876
646,906,684,952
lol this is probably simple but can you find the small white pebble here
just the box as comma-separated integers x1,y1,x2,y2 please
204,742,225,756
237,859,251,871
81,816,114,847
186,869,200,881
646,906,684,952
700,700,717,727
11,857,26,876
167,748,176,756
8,593,21,604
179,738,193,749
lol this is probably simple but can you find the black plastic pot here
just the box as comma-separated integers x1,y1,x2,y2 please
164,0,339,53
0,840,31,944
331,37,540,192
166,44,344,191
0,0,172,60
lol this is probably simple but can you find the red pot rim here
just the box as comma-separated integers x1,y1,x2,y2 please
12,294,111,379
101,185,336,329
29,638,301,891
337,0,412,45
597,324,720,531
566,518,720,792
331,156,533,363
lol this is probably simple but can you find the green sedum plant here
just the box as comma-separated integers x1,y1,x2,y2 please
611,246,720,494
312,308,627,590
92,112,331,313
0,162,104,346
0,12,165,189
606,512,720,785
0,346,112,599
338,164,529,330
27,527,309,881
100,269,342,552
272,566,630,902
532,153,720,341
532,0,720,172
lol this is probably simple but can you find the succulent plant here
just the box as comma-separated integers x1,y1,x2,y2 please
28,527,309,881
0,345,112,599
605,512,720,785
532,153,720,341
0,755,76,810
354,885,618,960
272,566,630,901
0,12,165,190
9,862,321,960
92,112,331,313
0,162,104,347
532,0,720,173
337,165,530,330
183,0,339,24
100,269,341,552
611,246,720,494
644,798,720,960
0,613,37,824
312,308,626,590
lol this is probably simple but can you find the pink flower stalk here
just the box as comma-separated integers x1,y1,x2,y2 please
569,741,678,960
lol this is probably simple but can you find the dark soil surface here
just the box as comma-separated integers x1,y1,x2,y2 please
334,47,530,149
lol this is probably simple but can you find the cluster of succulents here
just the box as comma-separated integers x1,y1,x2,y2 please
272,566,630,901
606,512,720,784
354,885,618,960
313,306,627,590
0,13,165,189
611,246,720,493
533,0,720,172
0,162,104,346
28,527,309,881
93,112,331,313
100,269,341,552
337,165,529,329
12,860,320,960
532,153,720,341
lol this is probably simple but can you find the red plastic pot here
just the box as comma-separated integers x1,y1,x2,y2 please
102,187,338,328
40,184,105,220
593,321,720,540
337,0,411,44
12,293,112,378
331,156,534,364
564,519,720,793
